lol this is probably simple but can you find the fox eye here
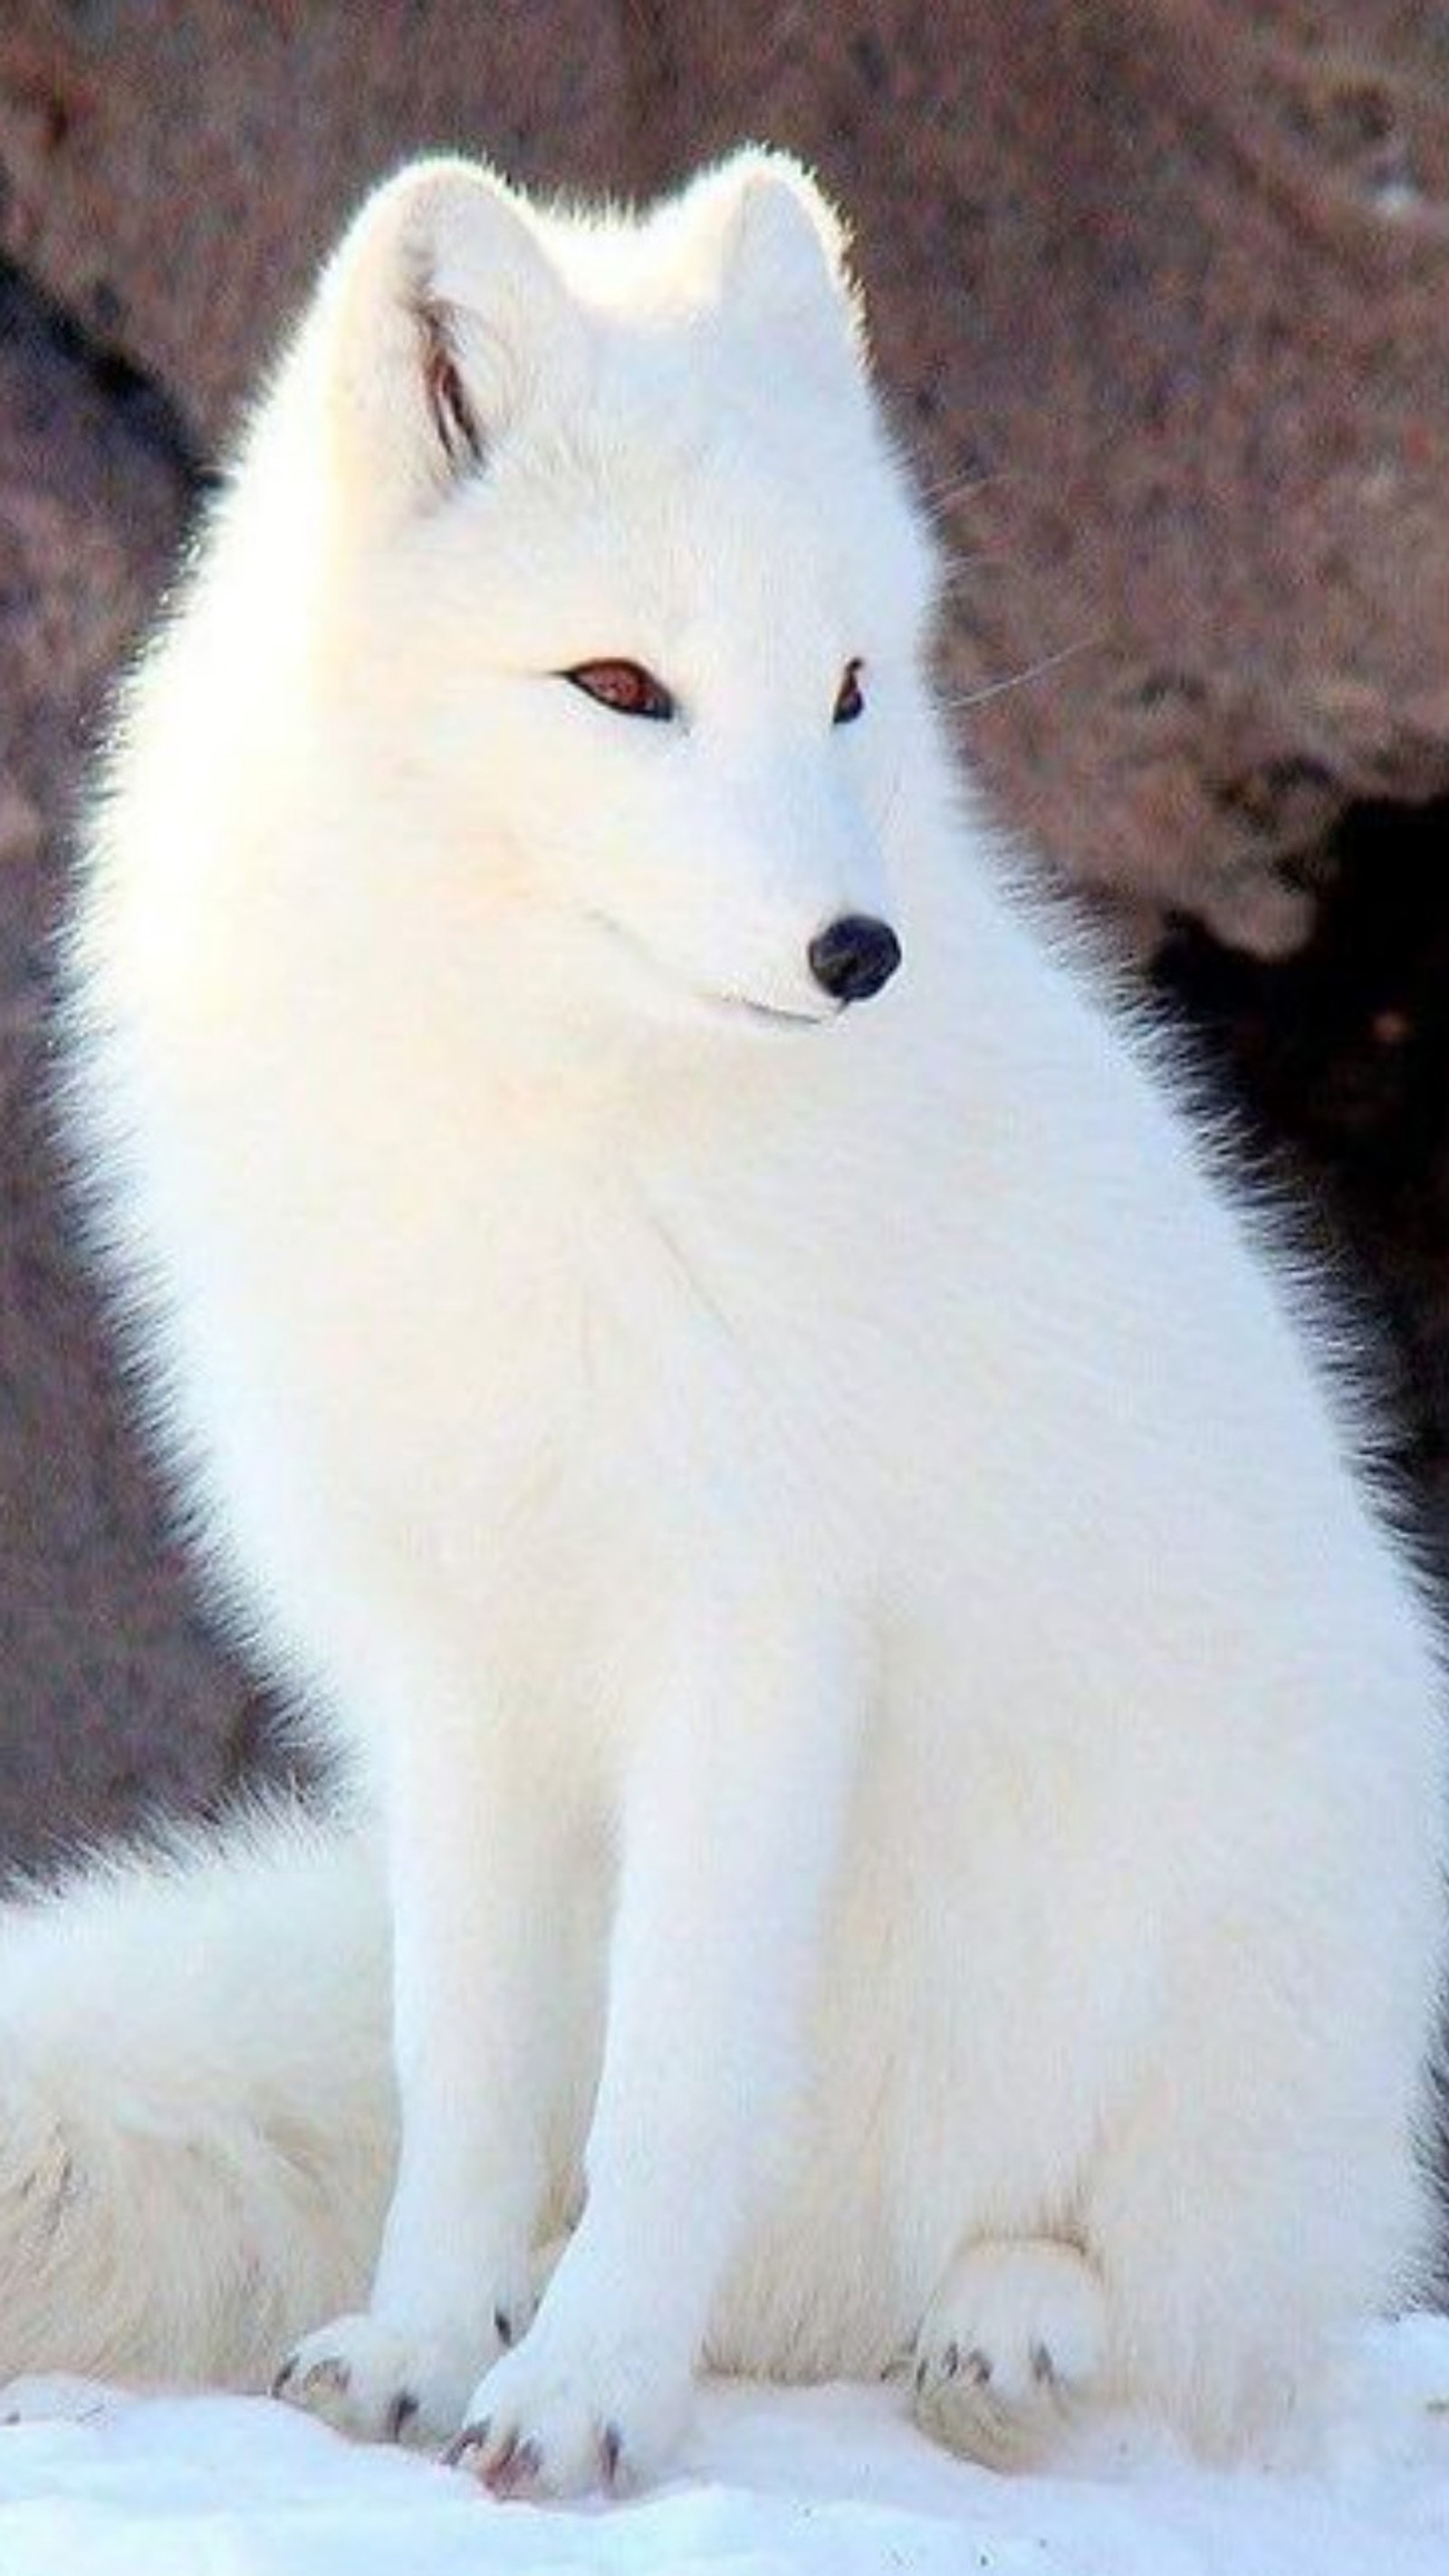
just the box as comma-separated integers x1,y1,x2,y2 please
833,658,865,725
563,659,676,721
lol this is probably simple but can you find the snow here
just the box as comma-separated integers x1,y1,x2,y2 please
0,2319,1446,2576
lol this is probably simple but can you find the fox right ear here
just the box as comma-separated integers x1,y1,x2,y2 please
308,158,579,526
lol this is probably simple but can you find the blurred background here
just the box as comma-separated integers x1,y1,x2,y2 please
3,0,1449,1871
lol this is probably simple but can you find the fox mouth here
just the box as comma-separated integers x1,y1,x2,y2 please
715,994,833,1031
586,908,834,1031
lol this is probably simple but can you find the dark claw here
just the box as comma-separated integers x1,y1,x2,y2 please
914,2355,927,2394
494,2307,513,2348
486,2434,542,2495
1030,2341,1056,2388
963,2348,993,2387
271,2359,296,2399
941,2341,961,2380
600,2420,624,2485
443,2416,489,2468
385,2389,419,2440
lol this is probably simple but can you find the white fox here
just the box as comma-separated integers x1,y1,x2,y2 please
6,149,1442,2496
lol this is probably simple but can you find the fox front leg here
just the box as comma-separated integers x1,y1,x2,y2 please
450,1583,865,2497
277,1684,575,2444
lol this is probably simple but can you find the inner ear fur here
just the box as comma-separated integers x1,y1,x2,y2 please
416,298,484,472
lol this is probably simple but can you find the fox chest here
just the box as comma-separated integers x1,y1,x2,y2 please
178,1144,878,1639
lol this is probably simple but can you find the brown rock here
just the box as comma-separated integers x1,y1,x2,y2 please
0,271,280,1871
0,0,634,452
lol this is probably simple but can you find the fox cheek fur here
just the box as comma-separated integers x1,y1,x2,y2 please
0,146,1439,2498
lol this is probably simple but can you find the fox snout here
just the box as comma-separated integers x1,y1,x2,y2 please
808,914,902,1005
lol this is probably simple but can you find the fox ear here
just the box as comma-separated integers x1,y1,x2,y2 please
310,157,578,524
681,150,865,374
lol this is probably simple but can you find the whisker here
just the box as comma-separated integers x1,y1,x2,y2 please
939,634,1102,716
915,465,1015,512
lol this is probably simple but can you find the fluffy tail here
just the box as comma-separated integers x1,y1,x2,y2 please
0,1803,393,2390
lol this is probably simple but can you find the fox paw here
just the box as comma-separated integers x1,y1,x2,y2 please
445,2321,689,2499
273,2282,528,2446
273,2235,570,2446
911,2238,1107,2469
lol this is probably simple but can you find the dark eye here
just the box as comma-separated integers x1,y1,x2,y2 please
833,658,865,725
563,659,676,721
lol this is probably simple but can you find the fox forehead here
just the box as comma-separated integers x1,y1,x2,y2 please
412,346,933,687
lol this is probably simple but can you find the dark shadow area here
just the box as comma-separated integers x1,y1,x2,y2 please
1156,794,1449,1549
0,258,207,497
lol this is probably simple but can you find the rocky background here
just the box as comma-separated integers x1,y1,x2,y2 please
4,0,1449,1868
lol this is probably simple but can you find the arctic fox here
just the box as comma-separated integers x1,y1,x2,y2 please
7,149,1442,2495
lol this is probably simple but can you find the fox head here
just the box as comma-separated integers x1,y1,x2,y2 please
226,152,940,1053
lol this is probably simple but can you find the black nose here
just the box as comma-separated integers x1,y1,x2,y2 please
807,914,902,1005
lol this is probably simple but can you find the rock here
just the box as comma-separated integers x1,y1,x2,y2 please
0,269,280,1870
0,0,633,451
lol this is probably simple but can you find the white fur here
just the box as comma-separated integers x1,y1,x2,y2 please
16,149,1444,2492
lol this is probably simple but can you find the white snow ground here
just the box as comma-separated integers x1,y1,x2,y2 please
0,2317,1446,2576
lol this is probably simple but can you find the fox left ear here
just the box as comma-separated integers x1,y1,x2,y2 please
683,151,866,376
303,156,583,531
